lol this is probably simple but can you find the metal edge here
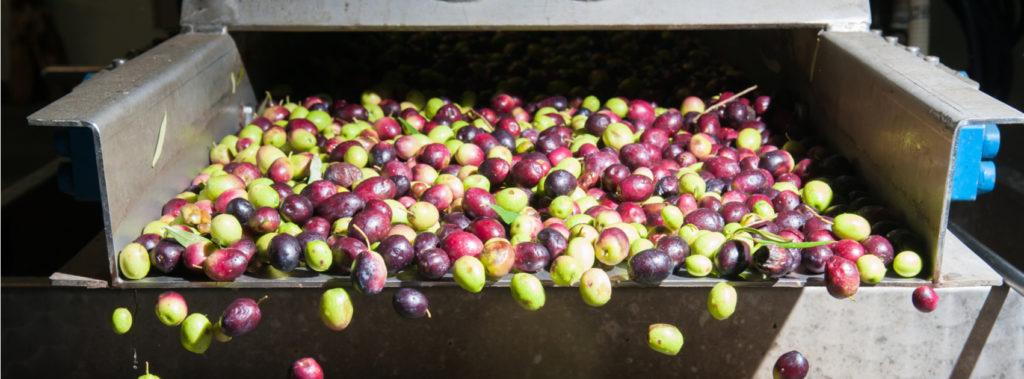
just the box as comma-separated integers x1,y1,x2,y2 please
180,0,870,32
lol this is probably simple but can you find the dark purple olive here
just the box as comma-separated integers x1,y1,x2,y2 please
316,192,365,222
135,233,162,252
543,170,577,198
225,198,256,225
628,249,672,286
330,237,367,275
684,208,724,232
301,180,338,208
390,175,410,198
413,232,441,255
536,228,568,260
352,251,387,295
720,202,750,224
417,248,451,280
773,350,809,379
715,240,751,276
514,242,550,273
462,188,499,220
348,210,390,245
303,216,330,237
775,211,807,232
324,162,363,188
437,224,463,241
270,183,294,204
393,288,430,319
491,128,516,151
280,195,314,225
479,158,511,185
296,230,326,251
656,236,690,270
510,159,548,188
772,190,801,212
151,239,184,274
442,212,472,229
861,235,895,265
353,176,397,202
220,297,263,337
654,176,679,197
705,178,728,193
753,244,795,278
378,235,415,274
654,110,684,134
731,169,768,193
758,150,795,177
602,164,631,193
585,113,612,135
268,234,302,272
371,142,397,167
456,125,482,143
801,245,833,274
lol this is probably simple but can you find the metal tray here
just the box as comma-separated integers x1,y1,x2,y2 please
27,2,1024,287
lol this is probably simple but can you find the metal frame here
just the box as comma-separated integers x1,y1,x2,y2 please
180,0,872,32
26,2,1024,287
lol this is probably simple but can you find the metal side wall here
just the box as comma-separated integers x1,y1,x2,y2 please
810,31,1024,281
27,33,257,286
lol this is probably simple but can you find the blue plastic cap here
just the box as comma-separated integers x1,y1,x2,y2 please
982,124,1000,159
978,161,996,194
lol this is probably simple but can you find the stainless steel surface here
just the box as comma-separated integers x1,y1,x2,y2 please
48,229,1001,290
27,33,257,287
180,0,871,32
950,223,1024,295
810,31,1024,281
3,284,1021,377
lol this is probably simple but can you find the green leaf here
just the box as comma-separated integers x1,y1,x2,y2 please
164,225,211,247
256,91,273,116
772,240,834,249
397,116,422,135
151,112,168,168
489,204,519,225
734,227,833,249
308,153,323,184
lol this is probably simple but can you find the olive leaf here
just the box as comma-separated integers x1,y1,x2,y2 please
733,227,832,249
164,225,211,247
397,116,423,136
307,153,323,184
489,204,519,225
151,112,168,168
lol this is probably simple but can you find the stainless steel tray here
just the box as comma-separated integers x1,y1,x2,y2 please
27,2,1024,287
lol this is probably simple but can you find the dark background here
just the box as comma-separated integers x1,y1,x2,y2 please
1,0,1022,277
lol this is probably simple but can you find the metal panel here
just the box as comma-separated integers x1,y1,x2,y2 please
810,31,1024,281
27,34,257,287
3,285,1022,377
180,0,872,32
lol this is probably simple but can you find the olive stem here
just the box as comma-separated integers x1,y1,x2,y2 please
801,204,834,225
425,309,432,319
695,85,759,120
257,295,269,304
352,224,371,247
